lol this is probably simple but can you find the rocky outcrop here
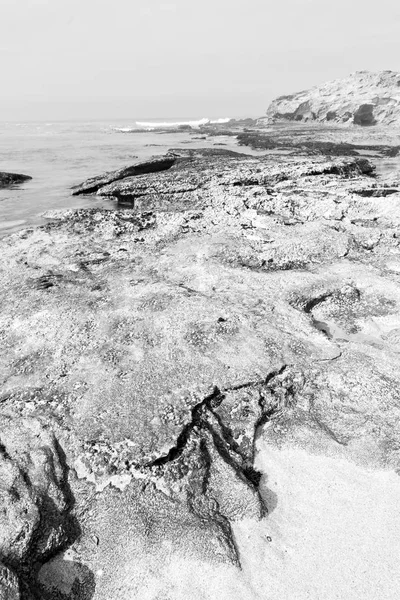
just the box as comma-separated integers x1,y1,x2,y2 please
72,148,375,209
71,156,176,195
2,145,400,597
0,172,32,189
237,131,400,158
264,70,400,126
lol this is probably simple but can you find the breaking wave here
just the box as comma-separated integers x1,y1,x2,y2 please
138,118,232,128
113,118,232,132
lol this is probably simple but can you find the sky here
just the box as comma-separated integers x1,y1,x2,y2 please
1,0,400,121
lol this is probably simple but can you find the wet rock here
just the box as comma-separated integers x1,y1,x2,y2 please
237,130,400,160
0,172,32,189
353,187,399,197
71,156,176,195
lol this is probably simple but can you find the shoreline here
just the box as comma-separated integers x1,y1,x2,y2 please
1,121,399,241
1,138,400,598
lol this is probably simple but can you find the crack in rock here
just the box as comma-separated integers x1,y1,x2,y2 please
74,366,302,567
138,366,301,563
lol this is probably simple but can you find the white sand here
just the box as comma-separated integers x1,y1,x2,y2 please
139,437,400,600
233,439,400,600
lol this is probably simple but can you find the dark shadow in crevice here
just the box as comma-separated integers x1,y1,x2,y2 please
16,437,96,600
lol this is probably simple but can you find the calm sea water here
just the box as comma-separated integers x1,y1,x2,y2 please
0,120,257,238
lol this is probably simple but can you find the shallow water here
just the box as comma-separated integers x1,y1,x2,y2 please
0,120,261,237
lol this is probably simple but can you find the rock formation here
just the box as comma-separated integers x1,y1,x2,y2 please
71,156,176,196
263,70,400,126
1,145,400,598
0,172,32,189
0,417,78,598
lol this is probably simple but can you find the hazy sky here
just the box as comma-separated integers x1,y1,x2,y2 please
1,0,400,121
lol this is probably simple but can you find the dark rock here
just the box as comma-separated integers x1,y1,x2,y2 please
37,558,96,600
353,103,377,126
71,156,176,196
353,188,399,197
237,131,398,160
167,147,250,159
0,417,72,575
0,172,32,189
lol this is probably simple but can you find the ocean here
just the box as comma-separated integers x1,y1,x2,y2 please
0,119,255,238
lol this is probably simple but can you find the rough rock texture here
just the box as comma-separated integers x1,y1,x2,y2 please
237,130,400,158
0,417,72,561
71,156,176,196
0,172,32,189
0,416,76,597
0,564,20,600
37,557,95,600
94,150,374,207
1,144,400,598
264,70,400,126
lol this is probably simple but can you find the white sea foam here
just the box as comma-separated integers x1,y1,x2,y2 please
209,118,232,124
114,127,139,133
134,117,231,129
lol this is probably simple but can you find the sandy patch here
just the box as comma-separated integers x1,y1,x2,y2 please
232,439,400,600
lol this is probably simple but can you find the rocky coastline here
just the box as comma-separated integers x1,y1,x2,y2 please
1,116,400,598
262,71,400,127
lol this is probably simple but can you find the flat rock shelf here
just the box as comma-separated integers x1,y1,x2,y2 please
1,145,400,599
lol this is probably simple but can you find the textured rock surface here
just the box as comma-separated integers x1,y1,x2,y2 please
0,172,31,189
71,156,176,196
1,143,400,598
0,564,20,600
264,70,400,126
0,417,78,598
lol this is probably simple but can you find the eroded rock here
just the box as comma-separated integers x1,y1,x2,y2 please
2,144,400,597
71,156,176,196
0,417,72,576
264,70,400,126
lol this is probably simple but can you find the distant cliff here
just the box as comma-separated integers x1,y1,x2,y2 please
263,71,400,126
